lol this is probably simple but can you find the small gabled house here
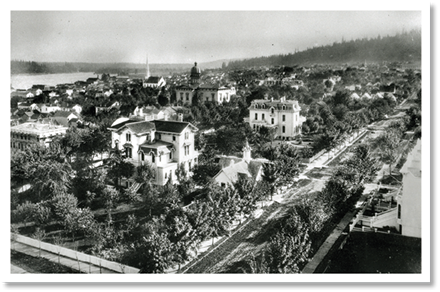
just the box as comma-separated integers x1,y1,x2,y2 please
213,141,269,188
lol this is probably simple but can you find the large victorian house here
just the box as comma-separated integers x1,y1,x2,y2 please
108,117,199,186
248,97,305,140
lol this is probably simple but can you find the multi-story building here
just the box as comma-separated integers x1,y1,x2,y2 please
397,139,421,238
175,83,236,104
248,97,304,139
108,117,199,186
11,121,68,152
175,62,236,104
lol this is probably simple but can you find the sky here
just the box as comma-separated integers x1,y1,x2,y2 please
10,8,422,65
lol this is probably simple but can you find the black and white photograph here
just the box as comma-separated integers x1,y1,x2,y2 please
5,0,432,284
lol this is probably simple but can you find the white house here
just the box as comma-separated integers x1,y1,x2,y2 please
175,84,236,104
71,104,83,115
248,97,304,139
397,139,421,238
40,104,61,114
108,118,199,186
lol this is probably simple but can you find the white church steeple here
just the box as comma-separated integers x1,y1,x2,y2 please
146,54,150,79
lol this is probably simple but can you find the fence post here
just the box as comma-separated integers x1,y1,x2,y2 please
76,252,81,272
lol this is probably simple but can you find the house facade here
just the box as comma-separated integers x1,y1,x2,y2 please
248,97,304,139
397,139,421,238
108,118,199,186
175,62,236,104
11,122,68,152
175,84,236,104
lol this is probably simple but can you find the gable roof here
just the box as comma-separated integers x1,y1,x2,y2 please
145,76,163,84
51,116,69,127
154,120,197,134
53,111,74,118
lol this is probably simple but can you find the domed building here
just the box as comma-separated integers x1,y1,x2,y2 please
175,61,236,104
190,62,201,85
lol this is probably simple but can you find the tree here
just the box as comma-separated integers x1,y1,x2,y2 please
191,162,221,186
265,211,311,273
175,163,195,197
318,177,349,216
373,130,401,175
102,186,120,225
261,163,279,201
123,229,175,273
107,152,135,186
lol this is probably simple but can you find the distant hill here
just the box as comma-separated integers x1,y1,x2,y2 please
11,30,421,75
226,30,421,69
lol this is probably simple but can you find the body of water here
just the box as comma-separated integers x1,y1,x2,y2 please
11,72,98,90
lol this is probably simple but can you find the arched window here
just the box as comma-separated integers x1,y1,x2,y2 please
271,107,275,114
151,153,155,163
141,152,145,161
282,105,286,110
398,204,401,219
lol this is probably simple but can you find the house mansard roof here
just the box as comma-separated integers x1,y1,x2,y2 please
109,118,198,136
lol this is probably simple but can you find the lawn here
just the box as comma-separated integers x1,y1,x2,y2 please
11,250,82,274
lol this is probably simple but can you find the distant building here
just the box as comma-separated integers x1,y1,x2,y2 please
143,76,166,88
11,121,68,152
248,97,305,139
108,117,199,186
130,105,177,121
142,55,166,88
175,62,236,104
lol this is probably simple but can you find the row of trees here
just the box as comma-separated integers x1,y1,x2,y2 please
241,142,379,273
11,127,294,273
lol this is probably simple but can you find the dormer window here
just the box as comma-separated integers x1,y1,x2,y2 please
282,105,286,110
255,104,259,109
271,107,275,114
126,133,131,142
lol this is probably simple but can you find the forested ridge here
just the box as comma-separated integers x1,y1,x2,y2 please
227,30,421,69
10,61,192,75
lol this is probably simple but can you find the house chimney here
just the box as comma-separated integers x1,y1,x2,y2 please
149,130,155,143
242,139,252,163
